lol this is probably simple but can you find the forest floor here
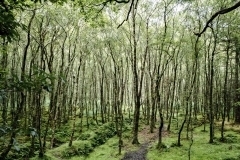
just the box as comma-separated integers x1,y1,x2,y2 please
29,120,240,160
122,125,168,160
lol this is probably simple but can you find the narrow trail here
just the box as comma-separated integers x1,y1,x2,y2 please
121,142,149,160
122,125,168,160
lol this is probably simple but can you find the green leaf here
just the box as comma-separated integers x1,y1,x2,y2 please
30,130,37,137
0,128,6,134
14,145,20,151
12,138,20,151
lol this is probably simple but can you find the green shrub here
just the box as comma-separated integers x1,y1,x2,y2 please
124,118,132,124
89,118,98,126
79,132,91,140
74,141,93,155
6,143,31,160
157,143,167,149
62,122,116,158
170,142,180,147
62,141,93,158
55,131,70,143
122,132,131,139
90,122,116,147
90,132,106,147
102,122,116,138
62,145,78,158
218,134,238,143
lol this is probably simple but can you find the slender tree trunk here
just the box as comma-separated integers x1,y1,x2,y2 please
167,64,178,131
221,40,230,141
157,113,164,149
209,27,217,143
0,38,8,125
234,38,240,123
131,1,141,145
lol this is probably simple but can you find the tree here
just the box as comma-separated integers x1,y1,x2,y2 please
234,37,240,123
131,0,142,144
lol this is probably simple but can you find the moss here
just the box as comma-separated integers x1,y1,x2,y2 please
37,122,118,160
147,124,240,160
71,136,123,160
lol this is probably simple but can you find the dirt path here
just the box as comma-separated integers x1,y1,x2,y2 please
121,142,149,160
122,125,167,160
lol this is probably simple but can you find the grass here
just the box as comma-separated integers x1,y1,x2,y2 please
31,134,126,160
27,117,240,160
31,120,126,160
147,122,240,160
70,136,123,160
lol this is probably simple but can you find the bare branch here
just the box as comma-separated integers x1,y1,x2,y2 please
117,0,139,28
194,1,240,37
93,0,131,22
115,0,130,3
95,0,130,7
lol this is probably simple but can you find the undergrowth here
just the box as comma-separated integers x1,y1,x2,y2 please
21,116,240,160
45,122,117,159
147,122,240,160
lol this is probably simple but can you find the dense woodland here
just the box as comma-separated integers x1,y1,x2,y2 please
0,0,240,160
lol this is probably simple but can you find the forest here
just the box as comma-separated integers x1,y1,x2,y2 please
0,0,240,159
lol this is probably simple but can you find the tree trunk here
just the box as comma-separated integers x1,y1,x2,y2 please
157,113,164,149
221,39,230,141
234,38,240,123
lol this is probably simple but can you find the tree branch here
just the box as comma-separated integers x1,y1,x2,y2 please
91,0,135,28
93,0,131,20
117,0,139,28
115,0,130,3
194,1,240,37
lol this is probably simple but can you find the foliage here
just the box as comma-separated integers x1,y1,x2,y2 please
45,122,117,158
6,144,31,160
0,66,54,95
1,0,240,159
233,101,240,107
0,0,116,41
147,125,240,160
70,136,122,160
89,122,116,147
62,141,93,158
219,134,239,143
0,0,31,41
0,125,11,137
78,133,91,141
